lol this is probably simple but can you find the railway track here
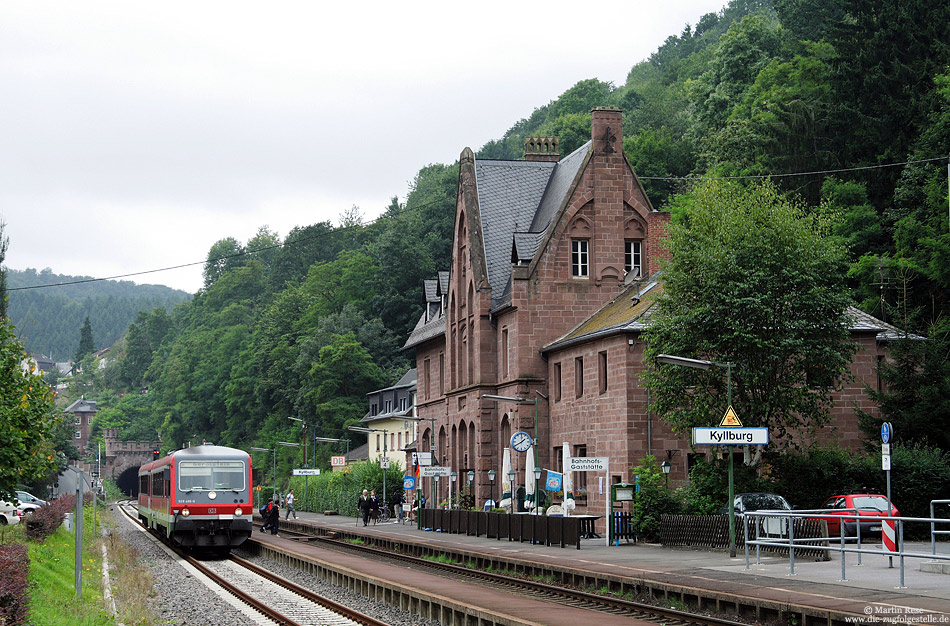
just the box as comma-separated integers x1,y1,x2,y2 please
263,523,753,626
117,502,388,626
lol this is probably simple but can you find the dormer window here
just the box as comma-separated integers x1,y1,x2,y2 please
385,399,392,414
371,403,378,416
625,240,642,278
571,239,589,278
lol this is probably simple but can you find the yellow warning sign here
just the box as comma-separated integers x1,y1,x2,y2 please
719,406,742,427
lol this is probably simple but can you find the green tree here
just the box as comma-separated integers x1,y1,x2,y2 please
644,180,856,458
858,321,950,451
0,320,60,499
74,316,95,363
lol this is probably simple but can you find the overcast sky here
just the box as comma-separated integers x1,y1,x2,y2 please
1,1,725,294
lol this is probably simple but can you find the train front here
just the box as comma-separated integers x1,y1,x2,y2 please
171,445,253,550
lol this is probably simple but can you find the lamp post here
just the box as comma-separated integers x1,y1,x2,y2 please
656,353,736,556
533,466,542,516
450,471,457,508
433,474,440,506
467,470,475,508
287,416,317,469
507,470,516,514
349,426,389,510
660,460,671,487
250,447,277,502
277,441,302,502
488,469,495,509
482,393,543,513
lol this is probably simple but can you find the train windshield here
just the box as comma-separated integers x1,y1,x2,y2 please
178,461,246,491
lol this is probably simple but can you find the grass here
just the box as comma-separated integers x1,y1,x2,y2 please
0,497,167,626
25,504,112,626
422,553,461,565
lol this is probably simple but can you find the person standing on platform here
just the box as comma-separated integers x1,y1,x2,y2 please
267,499,280,535
358,489,371,526
260,498,274,533
285,489,297,520
369,490,380,525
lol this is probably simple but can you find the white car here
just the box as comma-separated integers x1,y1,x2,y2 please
0,501,21,526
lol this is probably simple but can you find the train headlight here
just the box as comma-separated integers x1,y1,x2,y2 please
208,491,217,500
234,508,243,516
181,508,191,517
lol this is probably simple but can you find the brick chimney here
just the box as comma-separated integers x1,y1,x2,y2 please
590,106,623,163
523,136,559,162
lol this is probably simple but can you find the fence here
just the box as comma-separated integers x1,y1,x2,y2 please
418,509,582,549
744,509,950,588
660,513,830,560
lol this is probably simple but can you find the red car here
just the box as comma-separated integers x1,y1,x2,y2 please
814,493,898,537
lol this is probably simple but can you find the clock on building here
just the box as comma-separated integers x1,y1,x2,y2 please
510,431,533,453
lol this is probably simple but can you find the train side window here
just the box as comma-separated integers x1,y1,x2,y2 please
164,468,171,498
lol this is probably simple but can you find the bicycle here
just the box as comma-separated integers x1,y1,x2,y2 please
375,506,390,524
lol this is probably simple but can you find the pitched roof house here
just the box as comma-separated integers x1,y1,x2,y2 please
403,107,892,527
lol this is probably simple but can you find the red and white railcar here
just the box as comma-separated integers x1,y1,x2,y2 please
138,443,253,551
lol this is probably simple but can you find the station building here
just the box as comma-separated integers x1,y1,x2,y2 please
403,107,897,515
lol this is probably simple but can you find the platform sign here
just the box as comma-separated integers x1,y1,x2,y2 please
330,455,346,467
412,452,433,466
693,428,769,445
421,466,451,477
379,457,391,469
568,457,608,472
292,468,321,476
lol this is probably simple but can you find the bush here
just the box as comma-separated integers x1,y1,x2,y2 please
677,456,773,514
631,456,681,541
0,542,28,625
24,494,74,543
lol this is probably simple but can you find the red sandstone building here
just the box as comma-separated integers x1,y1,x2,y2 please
404,107,896,520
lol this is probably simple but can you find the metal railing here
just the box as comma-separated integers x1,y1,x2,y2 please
930,499,950,559
742,508,950,589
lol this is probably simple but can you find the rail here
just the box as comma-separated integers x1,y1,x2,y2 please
931,499,950,558
742,509,950,589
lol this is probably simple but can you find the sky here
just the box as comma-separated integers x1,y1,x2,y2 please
1,1,726,294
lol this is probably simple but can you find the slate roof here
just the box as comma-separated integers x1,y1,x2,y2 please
403,308,446,349
479,142,591,309
544,275,917,353
65,398,97,413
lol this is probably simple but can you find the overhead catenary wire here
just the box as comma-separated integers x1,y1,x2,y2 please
8,155,949,292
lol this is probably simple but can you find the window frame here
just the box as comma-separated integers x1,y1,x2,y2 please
571,239,590,279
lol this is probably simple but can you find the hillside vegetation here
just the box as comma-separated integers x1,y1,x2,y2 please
7,268,191,361
34,0,950,479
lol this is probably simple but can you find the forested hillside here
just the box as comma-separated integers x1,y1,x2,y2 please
7,268,191,361
75,0,950,474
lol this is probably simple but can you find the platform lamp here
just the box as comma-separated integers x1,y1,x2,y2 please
656,353,735,556
277,441,302,501
533,466,542,516
349,426,388,507
467,470,475,507
660,460,671,487
488,469,496,509
250,447,276,502
507,470,516,513
450,471,457,509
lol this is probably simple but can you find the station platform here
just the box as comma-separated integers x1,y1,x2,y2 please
269,509,950,624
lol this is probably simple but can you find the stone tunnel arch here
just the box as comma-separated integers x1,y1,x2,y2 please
116,465,140,497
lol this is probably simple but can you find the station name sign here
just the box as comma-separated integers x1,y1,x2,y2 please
293,468,321,476
692,427,769,445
